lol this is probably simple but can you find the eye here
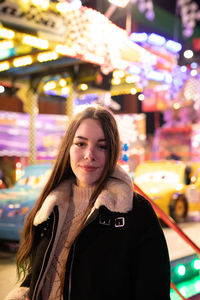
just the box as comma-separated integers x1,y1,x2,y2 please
98,144,107,150
75,142,85,147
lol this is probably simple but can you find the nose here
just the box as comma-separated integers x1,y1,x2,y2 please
84,147,95,161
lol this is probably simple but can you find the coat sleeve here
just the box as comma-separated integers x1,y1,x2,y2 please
132,193,171,300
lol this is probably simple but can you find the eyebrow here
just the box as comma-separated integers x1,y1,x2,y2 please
74,135,106,142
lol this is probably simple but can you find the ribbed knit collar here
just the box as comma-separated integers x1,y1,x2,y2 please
73,183,94,203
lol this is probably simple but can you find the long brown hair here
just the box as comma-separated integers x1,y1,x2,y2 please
16,105,120,280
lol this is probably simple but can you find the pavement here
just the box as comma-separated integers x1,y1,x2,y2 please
0,242,19,300
163,221,200,261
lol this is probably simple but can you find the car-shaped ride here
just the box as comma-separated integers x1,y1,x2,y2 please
134,160,200,223
0,163,52,241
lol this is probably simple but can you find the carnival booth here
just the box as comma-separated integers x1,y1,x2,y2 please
130,31,200,163
0,0,172,166
0,0,185,171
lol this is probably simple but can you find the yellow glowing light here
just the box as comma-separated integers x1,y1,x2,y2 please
16,162,22,169
56,0,81,13
112,78,121,85
20,0,29,8
130,88,137,95
13,56,33,67
191,69,197,77
108,0,129,8
176,184,183,191
31,0,49,10
56,44,76,56
56,2,68,12
0,61,10,71
16,169,23,181
84,53,104,65
0,40,14,49
14,44,32,56
184,50,193,59
173,103,181,110
78,84,88,91
44,81,56,91
61,87,70,95
138,94,144,101
58,79,66,87
37,51,58,62
23,35,49,49
125,75,140,83
0,85,5,93
56,2,72,12
55,45,67,55
55,45,77,56
0,28,15,39
150,187,158,194
113,70,125,78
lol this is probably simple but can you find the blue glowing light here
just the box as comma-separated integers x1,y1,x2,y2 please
146,70,165,82
0,48,12,60
148,33,166,46
130,32,148,43
191,62,198,69
75,93,98,105
165,40,182,53
121,154,129,162
122,143,129,151
45,90,57,96
164,73,173,84
127,65,141,75
129,31,182,54
181,66,187,72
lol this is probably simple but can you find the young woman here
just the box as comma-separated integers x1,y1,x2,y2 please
5,105,171,300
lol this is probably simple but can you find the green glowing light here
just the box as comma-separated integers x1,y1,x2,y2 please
170,275,200,299
177,265,186,276
193,259,200,270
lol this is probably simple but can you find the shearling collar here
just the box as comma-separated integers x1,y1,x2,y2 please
33,164,133,226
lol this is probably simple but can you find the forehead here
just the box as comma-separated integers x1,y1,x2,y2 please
75,118,105,139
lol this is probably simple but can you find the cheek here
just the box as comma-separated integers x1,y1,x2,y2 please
70,147,84,170
99,152,107,168
69,147,78,166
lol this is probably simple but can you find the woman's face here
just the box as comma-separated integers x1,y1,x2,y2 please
70,118,108,188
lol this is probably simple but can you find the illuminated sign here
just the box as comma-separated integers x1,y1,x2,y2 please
0,0,67,42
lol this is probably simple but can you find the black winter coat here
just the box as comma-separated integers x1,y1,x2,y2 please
22,192,171,300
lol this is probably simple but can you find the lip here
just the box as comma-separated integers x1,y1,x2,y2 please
80,165,98,172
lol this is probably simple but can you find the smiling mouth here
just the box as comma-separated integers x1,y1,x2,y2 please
80,166,98,172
